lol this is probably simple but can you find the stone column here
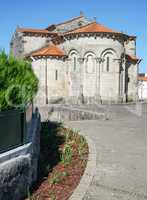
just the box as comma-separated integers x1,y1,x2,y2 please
122,56,127,102
95,57,104,103
78,58,85,104
115,59,122,102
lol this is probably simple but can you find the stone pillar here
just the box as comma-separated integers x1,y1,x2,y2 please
122,64,127,102
78,58,85,104
95,57,104,104
116,59,123,103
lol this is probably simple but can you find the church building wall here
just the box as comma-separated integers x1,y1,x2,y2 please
10,15,140,105
32,58,67,104
10,32,24,57
127,62,138,101
124,39,136,56
60,36,124,102
23,36,49,55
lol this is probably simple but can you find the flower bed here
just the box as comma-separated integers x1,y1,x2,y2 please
26,121,88,200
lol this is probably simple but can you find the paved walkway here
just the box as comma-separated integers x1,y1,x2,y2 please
67,103,147,200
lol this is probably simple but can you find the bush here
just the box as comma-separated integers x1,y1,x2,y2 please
0,50,38,111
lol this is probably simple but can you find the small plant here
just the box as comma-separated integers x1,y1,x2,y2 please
50,192,57,200
61,171,69,177
60,144,73,166
78,135,88,157
64,128,80,142
49,171,62,185
48,170,69,186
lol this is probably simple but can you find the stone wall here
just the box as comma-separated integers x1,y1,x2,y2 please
38,104,106,122
32,57,68,105
61,36,123,102
11,33,50,58
31,36,125,106
23,35,49,55
52,15,92,33
10,32,24,58
0,112,41,200
138,80,147,100
127,62,138,101
124,38,136,56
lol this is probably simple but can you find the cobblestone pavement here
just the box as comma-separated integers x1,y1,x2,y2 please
67,103,147,200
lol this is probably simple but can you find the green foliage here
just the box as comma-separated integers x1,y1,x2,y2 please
77,135,88,157
49,171,62,185
50,192,57,200
0,50,38,111
60,144,73,166
49,170,69,185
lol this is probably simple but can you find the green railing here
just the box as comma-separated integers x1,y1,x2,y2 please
0,103,33,153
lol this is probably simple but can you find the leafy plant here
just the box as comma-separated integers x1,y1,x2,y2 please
0,50,38,111
61,171,69,177
77,135,88,157
60,144,73,166
50,192,57,200
48,170,69,186
49,171,62,185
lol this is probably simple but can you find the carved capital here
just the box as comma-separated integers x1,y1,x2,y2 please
95,57,105,63
78,57,85,64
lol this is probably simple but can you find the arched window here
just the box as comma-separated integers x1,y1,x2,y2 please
73,56,77,71
85,53,96,73
103,53,114,72
55,70,58,80
69,50,78,72
106,57,110,72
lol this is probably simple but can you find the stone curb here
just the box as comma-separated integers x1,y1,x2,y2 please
66,125,97,200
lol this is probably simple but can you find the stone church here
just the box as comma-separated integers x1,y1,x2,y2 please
11,14,141,105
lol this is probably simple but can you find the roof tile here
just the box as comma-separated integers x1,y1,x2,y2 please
16,28,57,35
31,44,65,57
65,22,119,35
138,76,147,81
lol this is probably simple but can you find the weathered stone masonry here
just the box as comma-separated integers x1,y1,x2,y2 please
0,113,40,200
11,14,141,105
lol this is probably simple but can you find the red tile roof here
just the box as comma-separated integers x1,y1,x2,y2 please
16,28,57,35
138,76,147,81
65,22,119,35
31,44,65,57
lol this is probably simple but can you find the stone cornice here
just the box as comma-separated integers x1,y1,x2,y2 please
52,32,127,45
23,32,57,38
30,55,67,60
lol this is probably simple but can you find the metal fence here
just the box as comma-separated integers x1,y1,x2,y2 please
0,103,33,153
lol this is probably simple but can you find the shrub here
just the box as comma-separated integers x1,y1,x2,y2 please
0,50,38,111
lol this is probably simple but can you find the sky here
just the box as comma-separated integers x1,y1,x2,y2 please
0,0,147,72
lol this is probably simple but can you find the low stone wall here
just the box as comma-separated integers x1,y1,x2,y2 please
38,104,105,122
0,112,41,200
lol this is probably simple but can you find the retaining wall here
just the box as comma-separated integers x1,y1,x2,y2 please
0,112,41,200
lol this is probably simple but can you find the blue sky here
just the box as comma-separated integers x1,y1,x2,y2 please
0,0,146,72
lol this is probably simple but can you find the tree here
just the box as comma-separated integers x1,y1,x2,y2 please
0,51,38,111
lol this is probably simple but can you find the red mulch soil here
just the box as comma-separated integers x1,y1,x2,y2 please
26,123,88,200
